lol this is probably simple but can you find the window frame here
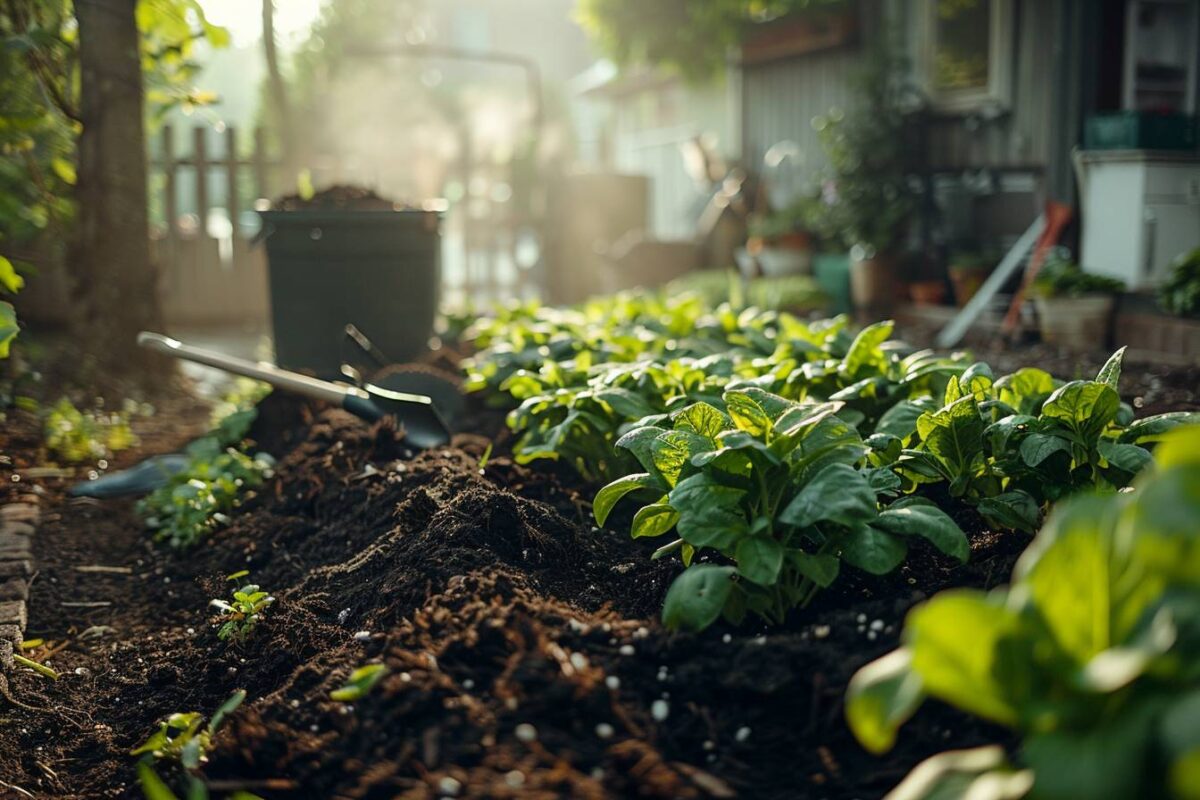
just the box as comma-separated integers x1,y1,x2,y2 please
916,0,1015,113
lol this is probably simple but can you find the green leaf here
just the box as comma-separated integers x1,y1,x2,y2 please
1118,412,1200,446
137,762,180,800
631,501,680,539
841,320,893,378
789,551,840,587
1019,432,1071,467
208,689,246,734
995,367,1057,415
669,474,747,549
976,491,1040,534
594,473,658,526
729,387,796,421
1095,346,1126,390
1041,381,1120,440
50,157,76,186
884,746,1033,800
0,256,25,294
1096,440,1152,474
662,565,736,632
615,425,669,479
594,387,656,419
652,430,713,487
672,401,728,439
841,524,907,574
735,535,784,586
780,463,876,528
845,648,923,754
724,390,773,438
906,590,1021,726
916,395,984,480
876,399,927,439
874,498,969,562
0,301,17,359
1023,705,1158,800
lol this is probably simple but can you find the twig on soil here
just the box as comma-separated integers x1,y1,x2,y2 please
73,565,133,575
0,673,45,714
59,601,111,608
0,778,36,798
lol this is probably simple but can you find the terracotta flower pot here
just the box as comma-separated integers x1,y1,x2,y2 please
909,280,947,306
850,253,898,320
948,266,987,308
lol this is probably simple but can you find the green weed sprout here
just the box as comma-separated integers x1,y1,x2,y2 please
210,573,274,644
330,664,389,702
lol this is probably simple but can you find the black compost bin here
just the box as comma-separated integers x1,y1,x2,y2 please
258,209,441,379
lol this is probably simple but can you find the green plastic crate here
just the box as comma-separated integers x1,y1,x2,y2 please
1083,112,1198,151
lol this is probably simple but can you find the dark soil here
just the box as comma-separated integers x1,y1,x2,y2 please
271,186,407,213
0,353,1194,799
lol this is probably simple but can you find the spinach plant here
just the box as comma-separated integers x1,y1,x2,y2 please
595,388,968,630
845,426,1200,800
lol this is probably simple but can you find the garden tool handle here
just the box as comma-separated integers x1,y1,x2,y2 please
137,331,356,407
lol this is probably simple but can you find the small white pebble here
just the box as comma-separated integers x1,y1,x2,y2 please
437,776,462,796
505,697,519,710
651,699,669,721
400,672,412,682
462,679,475,690
753,635,767,645
515,723,538,743
618,644,635,656
605,676,620,690
735,726,752,742
870,619,885,632
703,739,715,751
867,631,878,641
634,626,649,639
353,630,371,642
570,652,588,670
595,722,614,739
813,625,830,639
504,770,525,788
856,613,867,623
722,633,732,644
290,699,300,708
309,724,319,732
186,628,195,635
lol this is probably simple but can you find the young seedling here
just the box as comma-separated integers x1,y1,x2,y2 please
330,664,389,702
132,690,246,798
210,573,274,644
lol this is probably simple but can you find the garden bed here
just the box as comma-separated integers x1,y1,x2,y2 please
0,324,1196,799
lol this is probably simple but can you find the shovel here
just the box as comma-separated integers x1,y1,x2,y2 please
138,332,452,449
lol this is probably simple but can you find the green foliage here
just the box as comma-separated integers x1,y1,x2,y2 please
133,690,246,799
330,664,389,702
1031,253,1125,298
895,348,1197,526
845,426,1200,800
805,42,916,256
44,397,139,463
576,0,848,81
0,254,20,358
210,574,274,644
137,406,273,549
1160,247,1200,318
598,389,967,629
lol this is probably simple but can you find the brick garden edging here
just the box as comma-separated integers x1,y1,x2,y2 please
0,499,38,673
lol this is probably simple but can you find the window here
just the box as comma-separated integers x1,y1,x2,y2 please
1122,0,1199,114
917,0,1014,112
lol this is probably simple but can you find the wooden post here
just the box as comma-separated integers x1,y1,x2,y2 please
253,126,269,203
194,126,209,238
162,125,178,255
225,126,240,269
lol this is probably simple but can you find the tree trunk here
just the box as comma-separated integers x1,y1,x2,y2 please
71,0,169,380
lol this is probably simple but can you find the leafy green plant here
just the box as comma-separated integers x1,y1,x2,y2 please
1031,253,1124,298
138,407,273,548
1160,247,1200,318
894,349,1198,530
44,397,138,463
845,426,1200,800
0,255,22,358
595,388,967,630
331,664,389,702
210,573,274,644
133,690,246,800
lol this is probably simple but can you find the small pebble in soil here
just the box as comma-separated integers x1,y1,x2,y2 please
515,723,538,743
651,700,669,721
590,768,606,781
227,667,237,675
813,625,830,639
186,628,195,635
291,699,300,708
619,644,635,656
353,631,371,642
703,740,715,751
722,633,732,644
605,676,620,690
735,726,752,743
505,697,519,710
856,613,867,623
74,667,90,676
437,776,462,797
870,619,885,632
504,771,525,788
570,652,588,670
462,679,475,690
309,724,319,732
337,608,351,624
634,626,649,639
595,723,615,739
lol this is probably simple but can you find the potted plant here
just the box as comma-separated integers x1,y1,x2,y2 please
746,199,816,277
947,249,993,307
808,44,916,320
1159,247,1200,318
1030,254,1125,350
